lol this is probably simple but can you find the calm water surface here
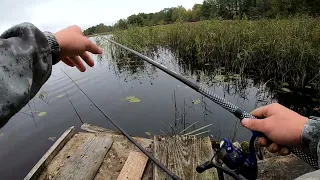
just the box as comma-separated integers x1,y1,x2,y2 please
0,37,317,179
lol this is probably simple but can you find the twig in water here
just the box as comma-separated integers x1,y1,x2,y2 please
191,130,211,136
179,121,199,134
27,102,38,129
184,124,213,136
65,90,84,124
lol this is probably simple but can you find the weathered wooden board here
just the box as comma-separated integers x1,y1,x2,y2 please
117,152,149,180
24,126,75,180
52,133,113,180
154,135,218,180
81,124,153,180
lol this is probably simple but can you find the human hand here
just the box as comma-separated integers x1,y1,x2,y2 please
54,25,102,72
241,103,308,155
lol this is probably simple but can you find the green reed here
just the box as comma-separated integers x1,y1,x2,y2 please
113,18,320,91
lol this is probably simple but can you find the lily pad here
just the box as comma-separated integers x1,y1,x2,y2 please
38,112,47,117
125,96,141,103
56,94,65,98
281,88,291,93
192,99,201,105
145,132,152,136
48,137,56,141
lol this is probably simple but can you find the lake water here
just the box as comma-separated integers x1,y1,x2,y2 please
0,37,318,179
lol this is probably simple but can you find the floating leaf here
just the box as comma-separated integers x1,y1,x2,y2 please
48,137,56,141
36,91,48,99
312,98,319,102
0,132,3,137
38,112,47,117
185,86,190,89
214,75,225,81
305,86,312,89
231,74,241,79
281,82,289,87
124,96,141,103
145,132,152,136
177,85,181,88
314,107,320,112
192,99,201,105
56,94,65,98
281,88,291,93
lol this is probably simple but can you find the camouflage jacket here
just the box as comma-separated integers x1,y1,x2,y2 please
295,116,320,179
0,23,59,127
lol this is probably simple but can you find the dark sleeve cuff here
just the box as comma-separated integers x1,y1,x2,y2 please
301,117,320,166
44,32,60,65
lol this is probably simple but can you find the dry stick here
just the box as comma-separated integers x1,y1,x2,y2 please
27,102,39,129
179,121,199,134
65,90,84,124
184,124,213,136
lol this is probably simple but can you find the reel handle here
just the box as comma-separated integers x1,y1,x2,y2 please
196,161,214,173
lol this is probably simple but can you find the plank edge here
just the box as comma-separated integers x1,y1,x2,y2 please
24,126,75,180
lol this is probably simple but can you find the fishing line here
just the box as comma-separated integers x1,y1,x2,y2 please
100,35,318,169
61,69,180,180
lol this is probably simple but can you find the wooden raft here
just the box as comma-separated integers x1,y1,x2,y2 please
154,135,218,180
25,124,153,180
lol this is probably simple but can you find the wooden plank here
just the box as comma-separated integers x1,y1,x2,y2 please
52,134,113,180
24,126,75,180
154,135,219,180
81,124,153,180
117,152,149,180
81,123,120,134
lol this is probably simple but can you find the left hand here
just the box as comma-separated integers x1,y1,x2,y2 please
54,25,103,72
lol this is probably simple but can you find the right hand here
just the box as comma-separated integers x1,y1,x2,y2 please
241,103,308,155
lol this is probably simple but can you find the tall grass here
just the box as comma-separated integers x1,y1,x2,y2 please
113,18,320,91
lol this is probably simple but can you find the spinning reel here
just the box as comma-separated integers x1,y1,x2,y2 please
197,136,259,180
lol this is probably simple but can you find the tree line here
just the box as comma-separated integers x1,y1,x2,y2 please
84,0,319,35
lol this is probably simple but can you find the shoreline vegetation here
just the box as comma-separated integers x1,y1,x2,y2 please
85,0,320,110
112,19,320,91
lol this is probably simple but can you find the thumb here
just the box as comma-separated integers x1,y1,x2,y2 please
241,118,266,133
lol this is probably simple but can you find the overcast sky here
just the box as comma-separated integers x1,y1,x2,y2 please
0,0,203,33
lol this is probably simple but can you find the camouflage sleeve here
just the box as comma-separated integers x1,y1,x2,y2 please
0,22,60,127
301,116,320,168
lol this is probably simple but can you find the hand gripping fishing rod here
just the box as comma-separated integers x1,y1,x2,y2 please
61,70,180,180
103,37,318,170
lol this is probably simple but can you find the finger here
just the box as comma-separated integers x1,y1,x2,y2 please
256,137,269,147
278,147,291,156
80,52,94,67
83,37,103,54
70,56,86,72
241,118,267,132
251,105,272,118
62,57,75,67
267,143,280,153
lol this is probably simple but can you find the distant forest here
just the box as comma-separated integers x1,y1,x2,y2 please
84,0,319,35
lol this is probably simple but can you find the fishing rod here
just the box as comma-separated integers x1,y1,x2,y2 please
61,69,181,180
100,36,318,171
